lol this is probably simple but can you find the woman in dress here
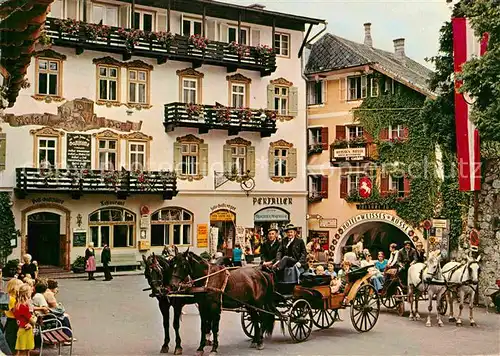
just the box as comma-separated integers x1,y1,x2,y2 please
84,242,96,280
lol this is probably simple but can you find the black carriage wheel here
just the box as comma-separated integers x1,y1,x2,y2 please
288,299,313,343
350,284,380,333
240,311,255,339
381,291,397,309
438,295,448,316
312,309,336,329
395,286,405,317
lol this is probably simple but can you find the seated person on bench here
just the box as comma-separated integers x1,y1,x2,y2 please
274,224,307,282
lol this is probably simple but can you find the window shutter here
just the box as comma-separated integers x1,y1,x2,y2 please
379,128,389,140
320,127,329,150
157,12,167,32
340,175,348,199
289,86,298,116
321,175,328,198
219,23,229,42
119,5,131,28
267,84,274,110
66,0,78,19
321,80,327,104
247,146,256,177
288,148,297,178
173,142,182,175
206,20,217,41
199,143,208,177
268,147,275,178
403,126,409,139
0,133,6,171
404,175,411,197
363,129,374,143
380,174,389,197
335,125,346,140
339,78,346,102
223,144,232,174
307,82,314,105
251,28,261,46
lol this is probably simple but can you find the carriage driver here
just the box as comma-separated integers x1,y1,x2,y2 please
261,227,280,266
274,224,307,272
397,240,418,285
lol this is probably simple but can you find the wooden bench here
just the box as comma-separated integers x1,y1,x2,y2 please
95,252,141,272
37,316,73,356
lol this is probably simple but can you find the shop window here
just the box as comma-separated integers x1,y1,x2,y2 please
89,208,135,248
151,208,193,246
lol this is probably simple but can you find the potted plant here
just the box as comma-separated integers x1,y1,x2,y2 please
71,256,86,273
2,259,19,277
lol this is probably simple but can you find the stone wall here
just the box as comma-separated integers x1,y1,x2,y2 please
455,159,500,305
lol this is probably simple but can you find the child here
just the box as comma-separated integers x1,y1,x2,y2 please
325,263,337,277
315,265,325,276
14,284,35,355
330,275,342,294
5,279,23,353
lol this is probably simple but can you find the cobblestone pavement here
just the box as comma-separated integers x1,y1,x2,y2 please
55,275,499,356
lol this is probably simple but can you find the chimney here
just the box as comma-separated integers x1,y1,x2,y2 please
393,38,405,61
363,23,373,47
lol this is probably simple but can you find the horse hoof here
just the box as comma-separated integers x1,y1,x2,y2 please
456,322,462,327
438,321,443,327
409,316,414,321
257,344,264,351
470,322,477,327
449,317,456,323
160,346,169,354
425,322,431,327
250,342,257,349
174,348,183,355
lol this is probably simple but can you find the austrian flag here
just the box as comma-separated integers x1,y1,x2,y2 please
452,17,489,191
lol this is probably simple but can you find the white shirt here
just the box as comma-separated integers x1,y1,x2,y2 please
32,293,48,308
286,237,295,249
387,251,399,267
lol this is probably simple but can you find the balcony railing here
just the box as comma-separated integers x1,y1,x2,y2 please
45,18,277,76
164,102,277,137
308,191,326,203
330,141,378,163
15,168,178,200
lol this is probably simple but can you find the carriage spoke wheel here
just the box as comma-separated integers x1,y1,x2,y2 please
312,309,336,329
288,299,313,343
240,311,255,339
438,295,448,316
395,286,405,316
381,291,397,309
350,284,380,333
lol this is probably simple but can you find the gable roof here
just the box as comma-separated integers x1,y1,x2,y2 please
305,33,435,98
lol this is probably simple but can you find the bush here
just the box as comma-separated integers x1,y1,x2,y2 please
71,256,85,273
2,259,19,277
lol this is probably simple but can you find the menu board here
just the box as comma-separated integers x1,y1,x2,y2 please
73,230,87,247
67,133,91,169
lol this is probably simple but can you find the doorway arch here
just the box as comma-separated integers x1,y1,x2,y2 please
21,204,71,269
210,209,236,255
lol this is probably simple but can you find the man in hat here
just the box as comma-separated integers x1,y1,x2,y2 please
261,228,280,266
397,240,417,285
275,224,307,273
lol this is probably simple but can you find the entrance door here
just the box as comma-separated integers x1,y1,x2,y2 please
27,212,61,266
209,210,236,257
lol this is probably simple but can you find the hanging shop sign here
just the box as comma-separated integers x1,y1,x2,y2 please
66,133,91,169
432,219,448,229
197,224,208,248
210,210,235,222
252,197,293,206
332,147,366,161
358,176,372,199
337,213,414,237
254,207,290,222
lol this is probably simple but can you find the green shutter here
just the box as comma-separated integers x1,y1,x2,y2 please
223,144,232,175
288,148,297,178
289,86,298,116
268,147,275,178
267,84,274,110
199,143,208,177
247,146,255,177
0,134,6,171
173,142,182,175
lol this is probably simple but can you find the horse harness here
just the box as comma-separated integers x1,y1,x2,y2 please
441,261,479,293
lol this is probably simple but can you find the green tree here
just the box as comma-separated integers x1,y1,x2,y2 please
0,192,15,265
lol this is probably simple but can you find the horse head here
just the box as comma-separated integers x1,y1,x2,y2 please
143,253,170,297
423,250,442,282
466,255,481,284
169,250,206,290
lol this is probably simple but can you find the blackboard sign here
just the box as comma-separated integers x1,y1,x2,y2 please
73,231,87,247
67,133,91,169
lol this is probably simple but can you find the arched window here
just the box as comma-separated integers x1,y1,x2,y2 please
151,208,193,246
89,208,136,248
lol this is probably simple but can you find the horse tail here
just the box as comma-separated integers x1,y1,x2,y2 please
260,270,282,337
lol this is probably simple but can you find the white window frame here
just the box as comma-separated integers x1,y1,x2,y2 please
231,83,246,108
370,78,379,97
348,174,362,195
129,141,146,171
227,25,249,44
128,68,148,104
38,137,57,168
385,77,395,94
182,18,202,37
274,32,290,57
347,75,368,101
181,78,198,104
307,80,324,106
134,9,155,31
273,148,288,177
98,65,119,102
309,128,322,145
36,59,60,96
231,145,246,176
98,139,118,171
150,208,193,246
92,3,119,27
309,175,322,196
347,126,364,140
389,175,405,197
181,143,198,176
389,124,405,139
273,86,289,116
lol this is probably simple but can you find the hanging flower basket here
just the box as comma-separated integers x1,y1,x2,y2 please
117,28,144,52
148,31,175,49
228,41,249,58
189,34,209,50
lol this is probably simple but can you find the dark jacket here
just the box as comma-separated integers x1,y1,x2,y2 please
276,237,307,267
101,247,111,265
261,240,280,263
84,248,95,261
416,249,425,263
21,263,37,279
397,247,417,265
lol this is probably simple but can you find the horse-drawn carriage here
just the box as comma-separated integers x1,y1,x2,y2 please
240,265,380,343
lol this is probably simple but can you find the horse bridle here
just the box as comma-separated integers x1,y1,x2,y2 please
147,256,167,297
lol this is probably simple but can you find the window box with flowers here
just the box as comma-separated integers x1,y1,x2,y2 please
228,42,249,59
117,28,144,53
252,45,274,63
188,34,209,51
148,31,175,50
308,144,323,156
186,104,204,121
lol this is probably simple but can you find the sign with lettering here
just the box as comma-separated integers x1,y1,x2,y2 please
337,213,414,237
333,147,366,161
252,197,293,206
67,133,91,169
210,203,236,211
432,219,448,229
254,207,290,222
210,210,235,222
319,218,337,228
73,230,87,247
309,230,329,250
32,197,64,205
100,200,125,206
197,224,208,248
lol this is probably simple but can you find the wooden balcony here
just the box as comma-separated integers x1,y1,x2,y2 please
164,102,277,137
330,140,378,164
15,168,178,200
45,18,277,76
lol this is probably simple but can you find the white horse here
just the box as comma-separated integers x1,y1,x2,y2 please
407,250,447,326
442,255,481,327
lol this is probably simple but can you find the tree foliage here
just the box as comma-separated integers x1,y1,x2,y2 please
0,193,15,265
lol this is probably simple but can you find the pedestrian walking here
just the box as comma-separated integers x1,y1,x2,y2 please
101,244,113,281
232,244,242,267
85,242,96,280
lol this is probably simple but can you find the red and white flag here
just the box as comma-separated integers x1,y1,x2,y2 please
452,17,488,191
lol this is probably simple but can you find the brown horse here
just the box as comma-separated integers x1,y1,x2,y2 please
169,251,277,355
